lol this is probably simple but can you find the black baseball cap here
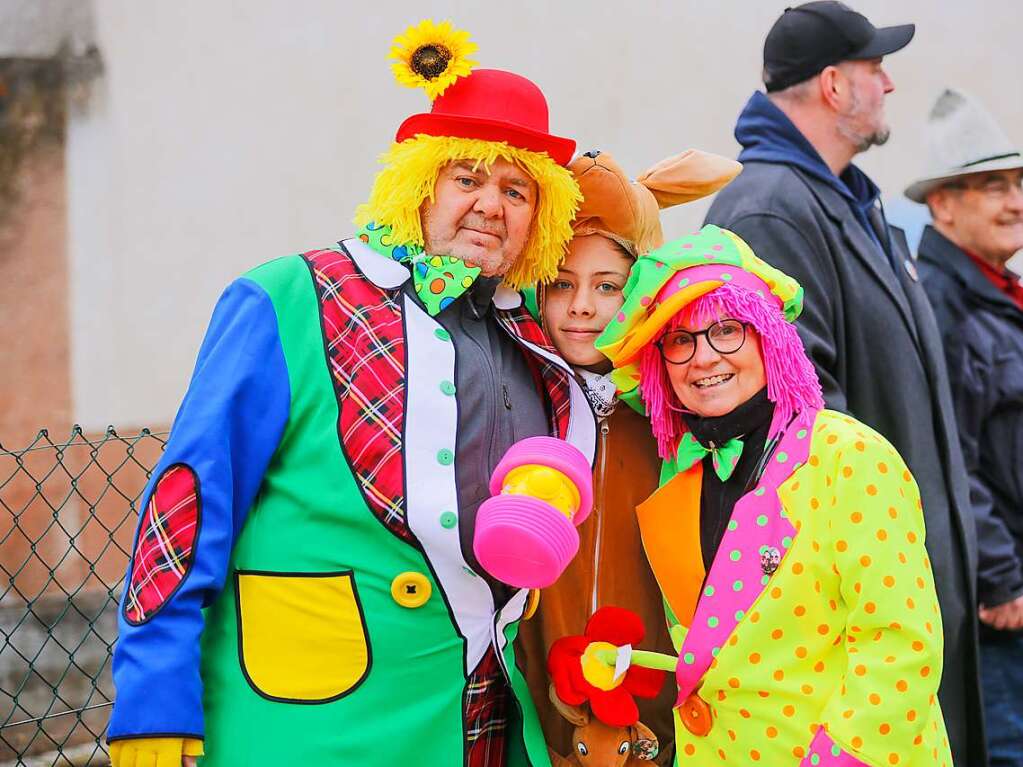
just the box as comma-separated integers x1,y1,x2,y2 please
763,2,915,92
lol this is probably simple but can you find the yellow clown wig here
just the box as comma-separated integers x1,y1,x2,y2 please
354,135,582,290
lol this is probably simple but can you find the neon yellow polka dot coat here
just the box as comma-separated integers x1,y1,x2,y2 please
637,409,952,766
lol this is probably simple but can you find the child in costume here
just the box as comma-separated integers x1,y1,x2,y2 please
106,20,595,767
516,150,740,765
592,225,952,766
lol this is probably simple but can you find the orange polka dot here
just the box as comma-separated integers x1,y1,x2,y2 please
913,734,923,745
912,640,924,652
766,726,778,738
906,597,916,609
814,661,826,673
812,540,821,552
896,680,908,692
772,629,783,640
883,575,896,587
729,677,740,689
843,466,854,478
852,736,863,749
842,709,854,719
888,506,898,519
750,611,761,623
793,747,806,758
877,462,889,473
916,577,926,589
854,440,866,452
921,666,931,677
729,635,739,646
717,690,727,701
783,705,795,717
817,623,830,635
860,555,872,567
889,754,900,765
727,730,736,741
739,709,751,719
771,587,783,599
855,664,867,676
751,750,761,761
718,749,727,759
749,652,761,664
877,529,888,541
827,434,838,444
801,684,814,695
869,693,882,705
794,605,806,617
866,484,878,496
792,562,804,574
880,723,891,735
865,601,877,613
851,511,863,523
811,497,820,509
885,655,896,664
907,709,917,722
773,670,785,681
758,690,770,698
898,552,908,564
907,531,918,543
684,744,696,756
795,646,807,659
836,540,848,552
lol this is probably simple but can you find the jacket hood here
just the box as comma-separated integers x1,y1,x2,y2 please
735,91,881,218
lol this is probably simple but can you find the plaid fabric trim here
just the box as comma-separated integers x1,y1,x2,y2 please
305,247,413,544
496,306,572,439
465,645,511,767
124,464,200,625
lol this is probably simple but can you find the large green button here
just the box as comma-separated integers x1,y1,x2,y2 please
434,328,451,341
440,380,456,396
440,511,457,529
437,449,454,466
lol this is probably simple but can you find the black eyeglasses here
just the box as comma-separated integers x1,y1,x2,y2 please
656,319,749,365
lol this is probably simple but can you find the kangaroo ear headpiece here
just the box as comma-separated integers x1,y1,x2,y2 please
569,150,742,256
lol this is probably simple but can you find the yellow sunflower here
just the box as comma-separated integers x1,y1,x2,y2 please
389,19,478,101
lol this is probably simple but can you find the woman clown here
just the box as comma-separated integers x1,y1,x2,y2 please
553,225,952,766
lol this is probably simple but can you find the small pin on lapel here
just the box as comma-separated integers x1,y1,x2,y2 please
761,546,781,575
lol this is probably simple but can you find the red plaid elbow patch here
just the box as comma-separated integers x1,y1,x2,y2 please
124,464,200,624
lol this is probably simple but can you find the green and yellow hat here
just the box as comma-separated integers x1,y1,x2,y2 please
594,225,803,401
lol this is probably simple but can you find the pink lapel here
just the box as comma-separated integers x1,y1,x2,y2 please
674,409,820,705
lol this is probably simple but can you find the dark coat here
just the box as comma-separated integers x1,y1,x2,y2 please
706,162,985,766
919,225,1023,635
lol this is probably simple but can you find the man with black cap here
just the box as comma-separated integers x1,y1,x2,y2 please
706,3,985,765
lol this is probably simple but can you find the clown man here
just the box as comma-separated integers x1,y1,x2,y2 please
107,20,594,767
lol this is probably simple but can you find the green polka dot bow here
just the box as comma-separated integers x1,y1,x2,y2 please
358,223,481,316
674,431,744,481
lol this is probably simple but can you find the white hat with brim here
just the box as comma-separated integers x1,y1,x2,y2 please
904,88,1023,204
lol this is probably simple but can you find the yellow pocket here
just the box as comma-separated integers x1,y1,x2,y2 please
236,571,370,703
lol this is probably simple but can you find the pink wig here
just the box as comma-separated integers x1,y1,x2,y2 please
639,282,824,460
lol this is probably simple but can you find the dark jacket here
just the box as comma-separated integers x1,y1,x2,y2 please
705,92,985,767
919,225,1023,637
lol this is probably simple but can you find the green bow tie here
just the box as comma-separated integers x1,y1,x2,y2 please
675,431,744,482
357,223,481,316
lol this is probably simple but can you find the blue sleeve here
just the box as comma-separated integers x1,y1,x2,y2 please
108,277,290,740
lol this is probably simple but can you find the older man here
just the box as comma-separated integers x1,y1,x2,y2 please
909,89,1023,767
705,3,984,764
106,20,593,767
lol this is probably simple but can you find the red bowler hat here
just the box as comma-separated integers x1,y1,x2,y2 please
396,68,576,167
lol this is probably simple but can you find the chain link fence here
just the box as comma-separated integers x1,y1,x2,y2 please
0,427,166,766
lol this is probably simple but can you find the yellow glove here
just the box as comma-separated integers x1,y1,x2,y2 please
109,737,204,767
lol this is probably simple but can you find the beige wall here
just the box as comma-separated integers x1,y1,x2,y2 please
70,0,1023,429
